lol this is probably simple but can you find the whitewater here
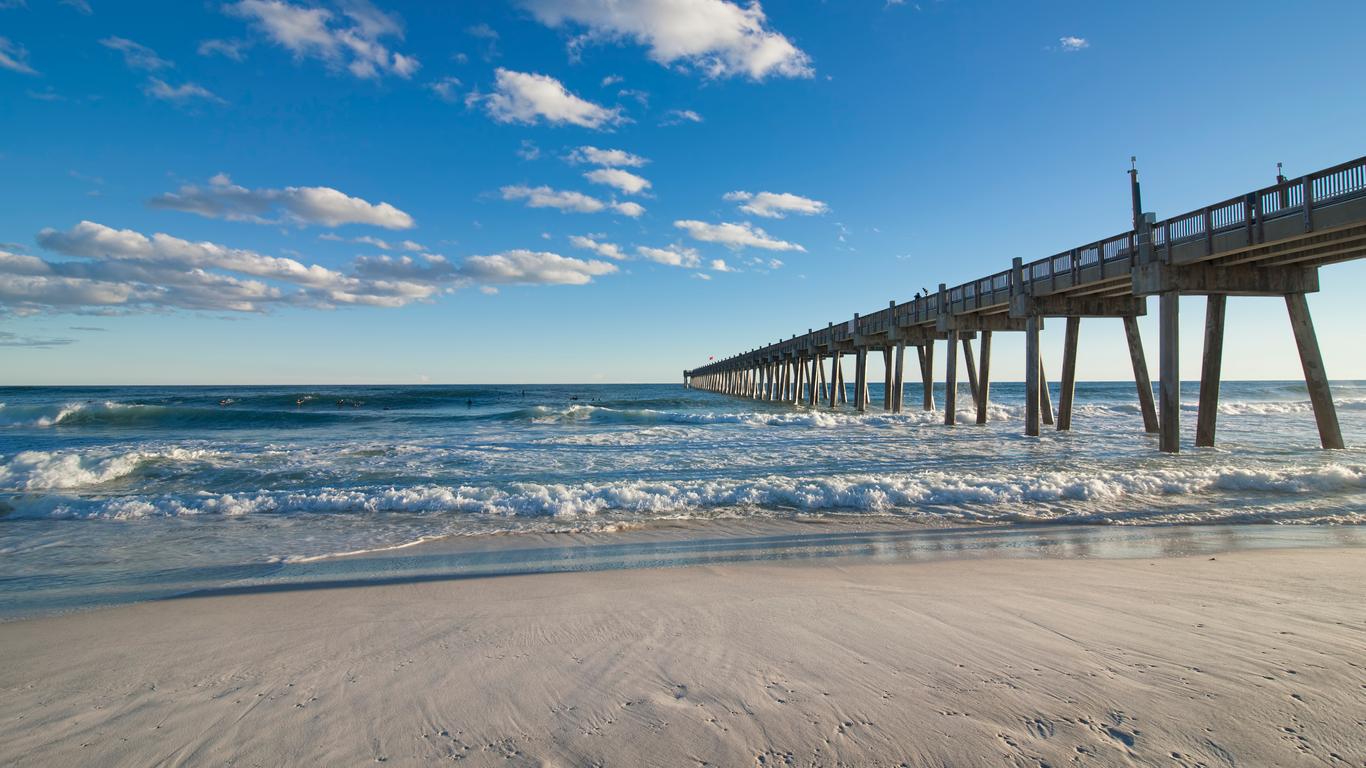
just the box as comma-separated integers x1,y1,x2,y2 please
1,381,1364,618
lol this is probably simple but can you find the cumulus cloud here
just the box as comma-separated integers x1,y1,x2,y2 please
353,235,391,249
198,38,250,61
0,37,39,75
611,200,645,217
459,249,616,286
1059,36,1088,51
724,190,828,218
584,167,650,195
145,78,226,104
674,220,804,251
516,139,540,160
225,0,420,79
1,222,613,316
501,184,605,214
501,185,643,217
661,108,702,125
566,146,647,167
427,75,460,102
150,173,415,229
520,0,812,80
100,37,173,71
709,258,736,272
636,244,700,268
569,234,627,260
470,68,623,129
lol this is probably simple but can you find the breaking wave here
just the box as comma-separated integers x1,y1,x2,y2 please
9,462,1362,523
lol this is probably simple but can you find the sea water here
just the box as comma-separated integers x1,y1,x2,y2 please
1,381,1364,618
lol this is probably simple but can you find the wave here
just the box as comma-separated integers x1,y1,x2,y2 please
0,400,369,430
10,462,1363,522
0,448,221,491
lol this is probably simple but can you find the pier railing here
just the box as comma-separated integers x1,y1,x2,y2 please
699,155,1366,366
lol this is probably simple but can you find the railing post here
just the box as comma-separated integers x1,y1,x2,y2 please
1302,175,1315,233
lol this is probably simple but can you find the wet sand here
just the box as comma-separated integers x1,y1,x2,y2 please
1,529,1364,766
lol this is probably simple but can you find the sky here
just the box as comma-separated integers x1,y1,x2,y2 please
1,0,1364,385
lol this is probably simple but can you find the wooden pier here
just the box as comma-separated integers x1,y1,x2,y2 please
685,156,1366,452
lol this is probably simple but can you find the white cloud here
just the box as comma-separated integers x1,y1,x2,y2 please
569,235,627,260
709,258,736,272
0,37,38,75
674,220,804,251
470,68,623,129
14,223,401,314
661,108,702,125
1059,36,1088,51
601,74,623,86
584,167,650,195
466,22,500,60
520,0,813,80
458,249,616,285
636,244,700,268
145,78,226,105
724,190,828,218
691,272,711,280
100,37,173,71
566,145,647,167
151,174,415,229
501,185,643,217
501,184,606,213
3,222,612,316
198,38,250,61
399,239,427,252
426,75,461,102
353,235,391,249
516,139,541,160
225,0,420,79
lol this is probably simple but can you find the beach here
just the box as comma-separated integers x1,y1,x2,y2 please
2,528,1364,767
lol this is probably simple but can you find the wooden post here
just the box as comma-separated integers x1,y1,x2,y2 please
807,355,819,406
962,338,979,408
976,331,992,424
944,332,959,425
1159,291,1180,453
825,352,835,407
1286,293,1345,449
1123,315,1159,433
1195,295,1226,447
1025,316,1040,436
919,344,935,411
854,347,868,412
857,355,868,409
893,342,906,413
815,355,826,404
1040,358,1054,426
1057,316,1080,431
838,354,848,404
882,347,893,411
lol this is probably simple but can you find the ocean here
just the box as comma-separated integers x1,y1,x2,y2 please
1,381,1363,619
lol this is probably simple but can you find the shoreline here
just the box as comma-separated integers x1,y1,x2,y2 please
2,543,1363,765
2,519,1364,624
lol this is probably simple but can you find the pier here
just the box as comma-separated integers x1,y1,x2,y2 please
685,155,1366,452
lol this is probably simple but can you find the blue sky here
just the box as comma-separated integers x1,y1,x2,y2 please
2,0,1364,385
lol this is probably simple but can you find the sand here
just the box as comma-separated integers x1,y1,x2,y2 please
2,544,1364,766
